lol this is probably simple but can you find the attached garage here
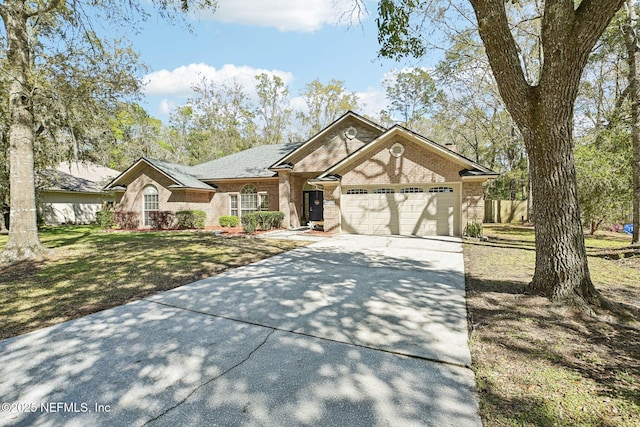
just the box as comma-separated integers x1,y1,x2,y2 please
341,184,461,236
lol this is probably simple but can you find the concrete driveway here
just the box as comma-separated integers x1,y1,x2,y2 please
0,235,480,426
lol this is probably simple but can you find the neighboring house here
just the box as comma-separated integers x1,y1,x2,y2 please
105,111,498,236
39,162,120,225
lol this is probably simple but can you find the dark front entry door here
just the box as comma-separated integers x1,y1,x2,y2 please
304,190,324,221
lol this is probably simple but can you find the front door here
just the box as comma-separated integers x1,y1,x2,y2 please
304,190,324,221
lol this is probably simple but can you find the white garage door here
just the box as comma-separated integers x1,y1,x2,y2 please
341,185,460,236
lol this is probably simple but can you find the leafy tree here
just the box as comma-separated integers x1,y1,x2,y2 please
382,67,437,129
375,0,625,309
622,0,640,245
189,78,255,161
577,3,639,242
255,73,292,145
0,0,216,262
98,103,167,171
297,78,362,137
575,127,632,234
167,78,256,164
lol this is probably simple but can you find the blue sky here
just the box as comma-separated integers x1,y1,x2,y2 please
125,0,440,122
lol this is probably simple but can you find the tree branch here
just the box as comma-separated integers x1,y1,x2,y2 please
468,0,531,127
574,0,626,64
25,0,63,18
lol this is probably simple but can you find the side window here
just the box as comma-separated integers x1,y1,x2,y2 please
142,185,159,226
259,193,269,210
240,184,258,215
230,194,238,216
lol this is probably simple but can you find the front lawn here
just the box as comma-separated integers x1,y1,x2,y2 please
465,224,640,426
0,226,307,340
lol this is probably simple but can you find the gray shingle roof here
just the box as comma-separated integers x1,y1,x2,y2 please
41,162,120,193
142,158,216,190
190,143,301,180
40,169,105,193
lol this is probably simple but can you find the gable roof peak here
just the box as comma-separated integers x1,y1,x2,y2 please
269,111,387,170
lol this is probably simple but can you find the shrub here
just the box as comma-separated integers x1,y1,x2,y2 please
464,220,483,238
176,210,206,229
149,210,175,229
115,211,139,230
95,210,116,229
219,215,239,227
241,213,258,234
255,211,284,230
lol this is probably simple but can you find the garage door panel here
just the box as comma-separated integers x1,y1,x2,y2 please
342,186,460,236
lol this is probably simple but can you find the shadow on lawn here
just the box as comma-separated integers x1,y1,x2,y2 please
0,233,303,340
467,272,640,425
0,237,480,426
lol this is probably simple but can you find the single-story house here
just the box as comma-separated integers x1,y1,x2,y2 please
104,111,498,236
39,161,120,225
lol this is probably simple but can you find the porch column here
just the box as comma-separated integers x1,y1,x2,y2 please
278,171,292,228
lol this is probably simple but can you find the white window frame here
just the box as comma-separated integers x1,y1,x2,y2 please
230,194,238,217
230,185,266,217
142,185,159,227
259,192,269,210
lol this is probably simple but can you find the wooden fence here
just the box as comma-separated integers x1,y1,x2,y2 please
484,200,529,223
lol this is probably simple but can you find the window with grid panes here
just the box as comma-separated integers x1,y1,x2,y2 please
143,185,159,226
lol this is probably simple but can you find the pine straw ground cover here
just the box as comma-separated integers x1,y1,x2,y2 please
465,224,640,426
0,226,307,340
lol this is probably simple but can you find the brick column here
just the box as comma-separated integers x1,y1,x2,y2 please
322,182,341,233
278,171,291,228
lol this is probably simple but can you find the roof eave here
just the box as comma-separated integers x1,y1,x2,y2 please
167,184,217,192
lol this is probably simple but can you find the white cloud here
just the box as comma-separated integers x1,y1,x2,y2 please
195,0,369,32
142,63,295,98
158,99,175,115
357,87,387,118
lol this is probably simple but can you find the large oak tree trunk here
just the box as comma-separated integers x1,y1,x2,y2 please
469,0,625,308
523,113,598,304
1,1,47,263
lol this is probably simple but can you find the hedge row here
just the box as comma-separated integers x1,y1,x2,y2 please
219,215,239,227
149,211,175,229
95,209,284,232
176,210,206,229
115,211,139,230
95,210,116,229
241,211,284,234
95,210,206,230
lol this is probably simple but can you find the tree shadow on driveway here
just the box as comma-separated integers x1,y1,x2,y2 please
0,235,480,426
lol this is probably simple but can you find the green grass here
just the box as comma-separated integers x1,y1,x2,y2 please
466,224,640,426
483,223,634,249
0,226,307,339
